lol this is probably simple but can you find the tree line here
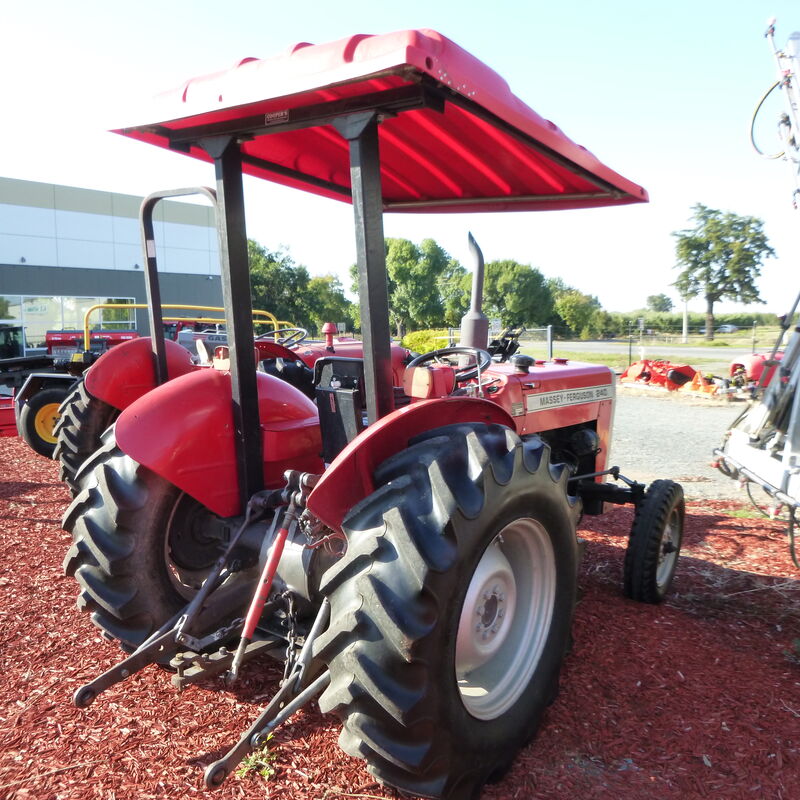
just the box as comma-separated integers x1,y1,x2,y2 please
249,237,608,339
248,202,779,341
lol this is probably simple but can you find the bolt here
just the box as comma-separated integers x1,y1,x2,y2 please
482,632,489,640
483,591,490,600
120,669,130,678
498,610,505,619
475,624,482,632
498,593,505,603
492,585,499,595
491,625,498,634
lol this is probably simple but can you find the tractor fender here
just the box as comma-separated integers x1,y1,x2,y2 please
14,372,79,432
307,397,514,532
84,337,195,410
15,372,78,407
115,368,322,517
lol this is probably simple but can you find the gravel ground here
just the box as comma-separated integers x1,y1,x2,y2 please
610,386,747,502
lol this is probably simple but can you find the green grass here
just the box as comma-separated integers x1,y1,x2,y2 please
235,738,277,781
716,507,765,520
518,345,722,372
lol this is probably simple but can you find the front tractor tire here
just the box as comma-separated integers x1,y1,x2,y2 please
62,439,231,652
18,385,71,458
313,423,580,800
624,479,684,604
53,380,119,493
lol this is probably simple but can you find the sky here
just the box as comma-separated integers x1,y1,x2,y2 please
3,0,800,316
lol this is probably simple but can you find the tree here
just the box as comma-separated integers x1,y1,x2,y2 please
350,237,453,337
388,238,451,336
483,260,555,327
305,275,356,334
553,290,602,338
646,293,673,313
249,239,352,334
673,204,775,339
249,239,310,328
438,261,471,327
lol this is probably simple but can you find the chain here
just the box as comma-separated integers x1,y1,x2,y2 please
282,592,298,682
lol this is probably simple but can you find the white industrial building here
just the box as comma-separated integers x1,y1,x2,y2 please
0,176,222,350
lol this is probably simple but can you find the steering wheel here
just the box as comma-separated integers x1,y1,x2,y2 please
406,346,492,382
256,327,308,347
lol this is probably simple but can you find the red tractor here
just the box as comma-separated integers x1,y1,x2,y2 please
62,30,684,800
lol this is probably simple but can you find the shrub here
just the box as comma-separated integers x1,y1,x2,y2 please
401,328,453,354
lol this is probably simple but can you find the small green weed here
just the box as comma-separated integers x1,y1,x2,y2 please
783,638,800,666
719,508,763,520
235,736,277,780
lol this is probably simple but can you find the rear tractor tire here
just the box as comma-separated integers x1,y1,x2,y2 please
313,423,580,800
62,440,236,653
53,380,119,493
17,385,72,458
623,479,684,603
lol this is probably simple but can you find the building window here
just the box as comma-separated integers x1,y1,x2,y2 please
0,294,135,352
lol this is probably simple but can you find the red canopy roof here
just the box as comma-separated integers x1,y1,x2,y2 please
115,29,647,213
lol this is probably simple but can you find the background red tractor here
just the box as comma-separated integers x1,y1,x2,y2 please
61,30,683,800
53,321,413,491
0,324,136,457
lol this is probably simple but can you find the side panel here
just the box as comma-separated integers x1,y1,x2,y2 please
0,393,16,438
84,337,196,410
307,397,514,532
115,369,323,517
475,362,615,466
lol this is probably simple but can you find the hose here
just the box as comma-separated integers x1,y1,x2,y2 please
745,481,776,518
789,507,800,570
744,483,799,570
750,80,785,159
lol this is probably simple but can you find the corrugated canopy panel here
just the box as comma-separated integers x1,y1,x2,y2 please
115,30,648,212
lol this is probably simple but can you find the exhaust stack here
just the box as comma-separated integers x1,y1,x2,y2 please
459,232,490,349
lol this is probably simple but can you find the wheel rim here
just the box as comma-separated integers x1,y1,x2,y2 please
656,509,681,589
34,403,61,443
164,492,224,597
455,517,556,720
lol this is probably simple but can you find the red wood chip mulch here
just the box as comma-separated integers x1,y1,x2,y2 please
0,436,798,800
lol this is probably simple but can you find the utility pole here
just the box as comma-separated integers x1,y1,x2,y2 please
681,297,689,344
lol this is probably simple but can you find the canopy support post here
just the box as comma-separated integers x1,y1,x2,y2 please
203,136,264,508
334,112,394,424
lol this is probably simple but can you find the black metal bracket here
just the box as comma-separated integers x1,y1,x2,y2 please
203,598,331,789
162,84,441,146
71,498,276,707
570,467,646,514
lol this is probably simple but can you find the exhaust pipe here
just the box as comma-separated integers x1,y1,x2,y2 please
459,232,490,350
